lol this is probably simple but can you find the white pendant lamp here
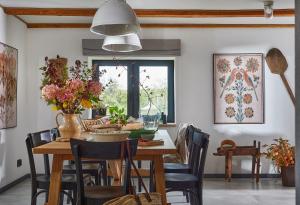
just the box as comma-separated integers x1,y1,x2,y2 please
102,34,142,52
91,0,140,36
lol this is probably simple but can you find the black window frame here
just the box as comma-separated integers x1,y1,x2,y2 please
92,59,175,123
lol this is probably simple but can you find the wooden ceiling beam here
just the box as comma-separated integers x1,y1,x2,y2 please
26,23,295,29
3,7,295,18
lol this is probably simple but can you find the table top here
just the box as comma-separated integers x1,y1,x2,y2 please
32,130,177,156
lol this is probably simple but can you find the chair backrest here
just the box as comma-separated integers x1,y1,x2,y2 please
188,126,209,179
50,128,60,140
70,138,138,205
186,125,200,165
26,130,54,184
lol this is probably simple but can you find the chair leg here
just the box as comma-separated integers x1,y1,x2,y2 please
31,190,48,205
188,188,200,205
62,190,75,205
60,192,64,205
66,190,72,204
45,192,49,204
107,176,112,186
73,187,77,205
197,188,203,205
31,192,37,205
183,191,189,203
149,161,155,192
101,161,108,186
138,160,142,192
31,191,37,205
95,173,99,185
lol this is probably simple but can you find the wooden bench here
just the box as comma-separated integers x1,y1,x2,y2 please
213,140,261,182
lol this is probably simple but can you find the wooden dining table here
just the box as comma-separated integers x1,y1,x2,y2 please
32,129,176,205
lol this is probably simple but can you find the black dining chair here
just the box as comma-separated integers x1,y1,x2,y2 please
26,130,77,205
51,128,107,186
70,138,138,205
163,125,197,174
165,127,209,205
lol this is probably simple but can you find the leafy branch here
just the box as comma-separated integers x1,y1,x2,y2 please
100,57,164,116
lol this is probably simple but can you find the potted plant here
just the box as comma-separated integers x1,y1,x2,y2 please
263,138,295,187
40,56,102,139
108,106,128,126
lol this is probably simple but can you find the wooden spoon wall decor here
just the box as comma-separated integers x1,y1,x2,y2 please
265,48,295,106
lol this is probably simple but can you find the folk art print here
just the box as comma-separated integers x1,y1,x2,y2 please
214,54,264,124
0,42,18,129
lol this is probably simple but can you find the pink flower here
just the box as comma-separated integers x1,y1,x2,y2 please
42,84,59,100
56,88,74,102
68,79,84,92
87,81,102,96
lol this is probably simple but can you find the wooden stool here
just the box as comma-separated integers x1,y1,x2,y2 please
214,140,261,182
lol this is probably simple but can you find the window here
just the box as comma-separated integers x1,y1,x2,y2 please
92,60,175,123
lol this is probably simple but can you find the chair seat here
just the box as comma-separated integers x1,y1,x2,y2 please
85,185,126,200
164,163,191,173
36,174,76,190
165,173,199,188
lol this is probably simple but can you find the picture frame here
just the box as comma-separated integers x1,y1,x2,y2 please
0,42,18,129
213,53,264,124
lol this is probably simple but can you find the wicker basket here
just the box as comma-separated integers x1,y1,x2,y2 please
104,193,162,205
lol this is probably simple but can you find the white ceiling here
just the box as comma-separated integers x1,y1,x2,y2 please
0,0,294,25
0,0,294,10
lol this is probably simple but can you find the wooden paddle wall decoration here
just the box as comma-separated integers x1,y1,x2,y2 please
265,48,295,106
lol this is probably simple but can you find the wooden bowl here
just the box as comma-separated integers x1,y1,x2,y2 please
141,133,155,141
88,131,130,142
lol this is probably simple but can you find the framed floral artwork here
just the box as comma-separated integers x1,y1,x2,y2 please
0,42,18,129
213,53,264,124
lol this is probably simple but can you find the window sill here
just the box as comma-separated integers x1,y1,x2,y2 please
159,123,177,128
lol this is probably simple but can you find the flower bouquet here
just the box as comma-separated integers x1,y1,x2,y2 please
40,55,102,139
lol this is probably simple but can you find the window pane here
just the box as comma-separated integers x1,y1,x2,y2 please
99,66,128,114
139,66,168,116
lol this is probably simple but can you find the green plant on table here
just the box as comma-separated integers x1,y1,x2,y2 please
108,106,128,125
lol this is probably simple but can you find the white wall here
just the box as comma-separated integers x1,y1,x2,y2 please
0,8,29,187
26,27,295,174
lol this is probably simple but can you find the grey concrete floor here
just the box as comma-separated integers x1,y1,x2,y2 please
0,178,295,205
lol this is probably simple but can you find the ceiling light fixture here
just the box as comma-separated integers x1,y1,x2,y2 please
91,0,140,36
264,1,274,19
102,34,142,52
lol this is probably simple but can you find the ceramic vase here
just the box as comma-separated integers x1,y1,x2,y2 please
56,113,81,139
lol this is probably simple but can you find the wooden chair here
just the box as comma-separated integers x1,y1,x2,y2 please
70,138,138,205
165,127,209,205
26,130,76,205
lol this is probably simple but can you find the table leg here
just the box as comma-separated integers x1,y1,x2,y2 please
153,155,167,205
46,154,64,205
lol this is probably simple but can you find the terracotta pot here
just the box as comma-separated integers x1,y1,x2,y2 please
56,113,81,139
281,166,295,187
